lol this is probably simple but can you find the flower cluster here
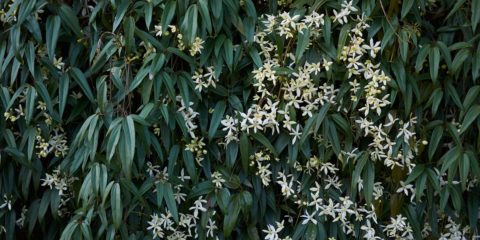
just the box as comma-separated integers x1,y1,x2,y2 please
154,24,204,57
35,127,69,158
40,169,76,217
193,66,217,93
185,137,207,166
177,96,200,138
250,151,274,186
147,197,215,239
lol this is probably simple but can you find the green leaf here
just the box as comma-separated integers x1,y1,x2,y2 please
163,183,179,222
363,161,374,204
208,101,226,140
305,223,317,240
25,41,35,77
440,146,461,173
405,165,425,183
463,86,480,110
392,59,406,93
106,124,121,162
351,153,368,199
415,45,430,72
415,173,427,201
144,2,153,29
70,67,95,103
59,4,82,36
35,81,57,120
161,1,177,30
111,183,122,229
336,24,351,58
224,196,241,237
468,193,479,231
401,0,415,18
25,127,36,161
25,86,36,125
183,150,197,182
429,46,440,83
295,28,310,62
460,105,480,133
446,82,463,109
429,126,444,160
300,113,318,144
124,16,136,54
429,88,443,116
474,0,480,32
399,30,409,62
86,39,118,77
226,142,239,168
113,0,129,32
248,47,262,68
59,74,69,118
223,39,234,71
128,66,149,92
240,133,250,172
46,15,61,61
60,222,78,240
446,0,466,20
210,0,222,18
314,103,330,133
451,49,470,73
124,115,136,168
459,153,470,190
251,132,277,156
198,0,212,34
181,4,198,44
166,47,195,65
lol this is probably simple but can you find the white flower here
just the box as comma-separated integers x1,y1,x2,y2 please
361,220,381,240
206,218,218,237
322,58,333,71
0,195,12,211
147,213,165,239
16,206,27,228
396,181,416,201
363,38,381,58
303,11,324,28
189,37,204,56
263,220,285,240
189,196,208,218
257,163,272,186
211,171,226,189
276,172,295,198
178,168,191,182
289,124,302,144
221,115,239,145
53,56,65,70
355,117,373,136
301,210,318,225
319,199,338,219
383,214,414,239
154,24,163,37
319,162,339,175
384,113,398,127
146,162,160,177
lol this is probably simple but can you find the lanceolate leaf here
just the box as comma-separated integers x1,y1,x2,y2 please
460,105,480,133
46,15,61,61
69,67,95,103
111,183,122,229
208,101,226,139
429,46,440,83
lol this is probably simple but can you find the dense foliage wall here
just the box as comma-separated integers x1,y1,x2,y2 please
0,0,480,239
